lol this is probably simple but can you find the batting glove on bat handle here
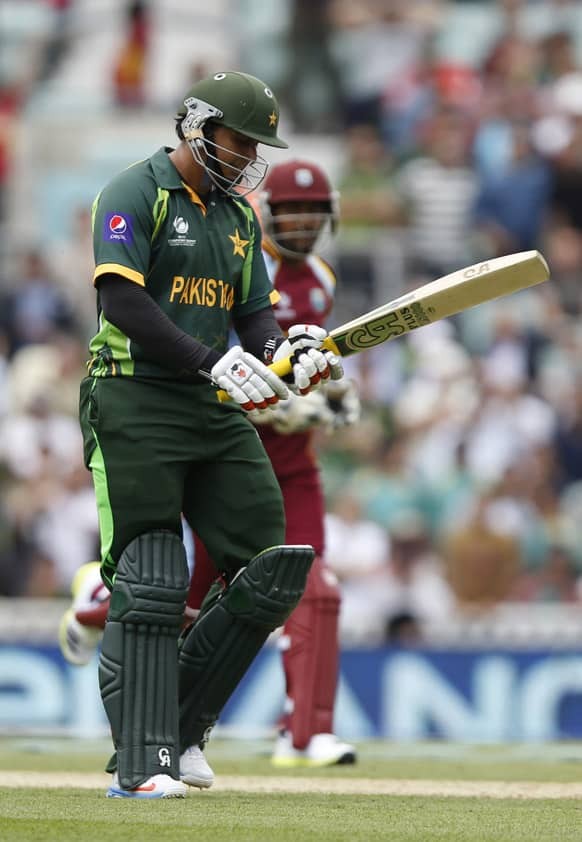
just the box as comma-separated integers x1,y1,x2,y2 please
216,336,341,403
211,345,289,411
273,325,344,394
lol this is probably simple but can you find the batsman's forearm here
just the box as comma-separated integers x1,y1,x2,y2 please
233,306,283,359
98,274,221,375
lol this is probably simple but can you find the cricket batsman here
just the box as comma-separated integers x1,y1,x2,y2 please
66,70,344,798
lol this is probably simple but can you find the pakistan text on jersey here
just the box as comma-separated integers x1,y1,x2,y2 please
169,276,235,309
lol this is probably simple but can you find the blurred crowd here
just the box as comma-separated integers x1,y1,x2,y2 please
1,0,581,646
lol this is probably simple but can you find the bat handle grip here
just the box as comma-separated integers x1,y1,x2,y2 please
216,336,340,403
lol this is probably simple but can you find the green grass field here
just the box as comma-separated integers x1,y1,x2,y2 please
2,737,582,841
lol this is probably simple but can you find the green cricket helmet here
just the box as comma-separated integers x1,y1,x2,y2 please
177,71,288,196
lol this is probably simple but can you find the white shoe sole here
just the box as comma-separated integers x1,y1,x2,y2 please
107,788,185,799
107,775,187,798
180,773,214,789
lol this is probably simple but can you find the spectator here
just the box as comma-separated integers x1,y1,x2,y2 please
0,329,9,418
482,456,555,571
381,508,456,635
464,345,556,485
48,206,97,339
473,119,552,256
0,81,27,251
33,452,99,591
334,122,404,324
538,31,578,86
385,611,422,645
3,250,77,354
282,0,343,132
511,544,581,603
338,124,402,234
112,1,151,108
546,75,582,230
324,491,391,645
0,343,82,480
0,343,85,594
553,378,582,488
352,432,427,531
393,324,478,484
443,494,521,609
396,106,478,279
327,1,430,129
39,0,75,81
543,87,582,313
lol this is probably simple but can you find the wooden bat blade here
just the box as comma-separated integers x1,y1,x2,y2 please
216,250,549,401
329,250,549,357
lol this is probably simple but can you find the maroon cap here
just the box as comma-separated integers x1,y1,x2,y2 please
263,159,333,204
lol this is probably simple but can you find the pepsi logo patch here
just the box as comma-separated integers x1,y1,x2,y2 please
104,212,133,244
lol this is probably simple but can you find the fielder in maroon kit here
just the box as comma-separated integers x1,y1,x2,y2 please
60,159,360,771
189,159,360,766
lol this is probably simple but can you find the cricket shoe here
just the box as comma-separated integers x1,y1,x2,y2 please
179,745,215,788
107,772,187,799
271,731,357,768
59,562,108,666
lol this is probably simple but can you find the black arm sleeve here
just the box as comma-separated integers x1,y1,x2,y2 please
233,307,283,360
98,274,222,375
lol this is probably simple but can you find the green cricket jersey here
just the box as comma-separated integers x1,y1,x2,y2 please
88,146,279,378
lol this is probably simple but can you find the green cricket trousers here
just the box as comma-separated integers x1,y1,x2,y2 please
79,375,285,589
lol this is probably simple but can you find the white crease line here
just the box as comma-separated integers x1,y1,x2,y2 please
4,773,582,799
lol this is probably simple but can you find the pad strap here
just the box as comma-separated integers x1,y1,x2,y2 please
178,544,315,749
99,531,189,789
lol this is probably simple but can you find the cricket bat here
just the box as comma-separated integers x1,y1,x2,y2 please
217,250,549,400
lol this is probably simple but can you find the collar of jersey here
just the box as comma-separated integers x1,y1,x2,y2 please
181,182,207,215
150,147,186,190
152,147,215,215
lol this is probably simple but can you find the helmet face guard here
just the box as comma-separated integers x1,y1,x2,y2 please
181,97,269,196
263,206,338,258
177,72,288,197
259,160,339,257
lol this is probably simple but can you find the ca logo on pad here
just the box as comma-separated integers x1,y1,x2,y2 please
158,747,171,767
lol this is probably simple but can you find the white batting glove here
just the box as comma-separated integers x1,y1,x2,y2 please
249,390,334,433
211,345,289,413
272,391,335,433
323,379,361,428
272,324,344,394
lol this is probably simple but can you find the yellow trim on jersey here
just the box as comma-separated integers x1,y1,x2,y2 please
93,263,145,287
182,182,207,216
269,289,281,305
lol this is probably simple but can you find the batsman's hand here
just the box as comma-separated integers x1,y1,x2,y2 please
273,324,344,394
323,378,361,428
211,345,289,413
249,390,335,433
